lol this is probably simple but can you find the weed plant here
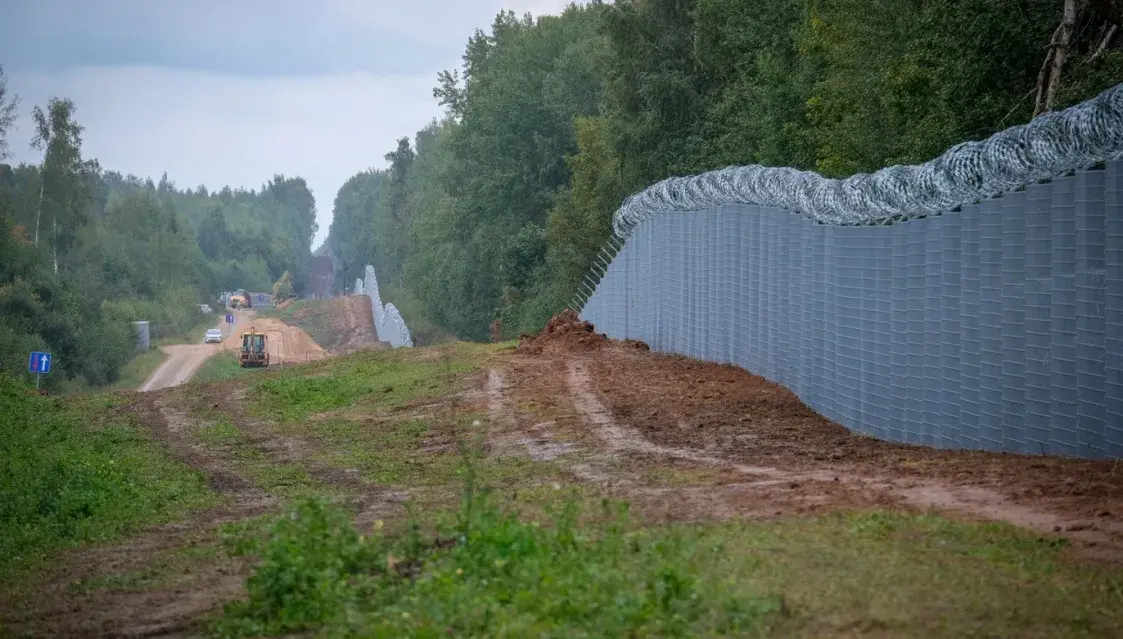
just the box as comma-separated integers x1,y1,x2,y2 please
212,451,780,637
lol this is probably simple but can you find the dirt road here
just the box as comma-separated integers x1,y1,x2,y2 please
138,310,327,391
137,315,240,392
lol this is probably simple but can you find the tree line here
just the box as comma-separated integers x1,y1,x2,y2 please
0,67,318,388
326,0,1123,342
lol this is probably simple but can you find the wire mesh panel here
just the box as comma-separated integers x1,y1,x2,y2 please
1001,190,1029,452
1106,161,1123,452
1075,169,1108,457
576,83,1123,459
578,160,1123,459
1051,176,1080,455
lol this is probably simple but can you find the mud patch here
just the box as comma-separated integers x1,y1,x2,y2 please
575,348,1123,561
517,310,614,354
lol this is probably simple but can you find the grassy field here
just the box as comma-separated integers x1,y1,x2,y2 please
0,374,216,582
193,352,255,383
212,491,1121,638
4,342,1122,637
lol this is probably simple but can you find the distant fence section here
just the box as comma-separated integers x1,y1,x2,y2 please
354,265,413,348
576,83,1123,459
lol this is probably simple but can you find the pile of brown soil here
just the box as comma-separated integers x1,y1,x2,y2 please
517,310,611,354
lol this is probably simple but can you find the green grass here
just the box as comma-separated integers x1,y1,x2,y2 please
380,284,458,346
0,373,216,582
248,345,484,423
105,348,169,391
301,417,463,486
210,482,1123,638
194,353,258,383
197,419,248,447
251,464,317,495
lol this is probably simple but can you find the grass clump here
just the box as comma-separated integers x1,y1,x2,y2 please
0,373,214,581
251,348,480,423
194,353,256,383
213,489,779,638
197,419,247,447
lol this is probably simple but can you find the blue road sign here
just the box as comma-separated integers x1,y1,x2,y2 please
28,351,51,374
258,294,264,301
225,314,235,324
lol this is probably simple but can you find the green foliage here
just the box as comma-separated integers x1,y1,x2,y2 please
325,0,1123,343
213,491,782,637
0,65,317,387
0,373,214,579
0,214,134,388
250,348,479,423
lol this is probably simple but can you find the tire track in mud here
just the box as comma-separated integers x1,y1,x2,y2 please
1,379,404,637
0,393,272,639
486,368,621,485
562,358,1123,557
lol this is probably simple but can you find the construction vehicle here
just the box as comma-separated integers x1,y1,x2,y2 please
228,289,253,309
238,327,269,367
272,271,297,305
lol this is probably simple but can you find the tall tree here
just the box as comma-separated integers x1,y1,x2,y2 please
383,136,416,285
30,97,89,273
0,66,18,162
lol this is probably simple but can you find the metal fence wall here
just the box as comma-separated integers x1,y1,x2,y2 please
580,160,1123,459
354,265,414,348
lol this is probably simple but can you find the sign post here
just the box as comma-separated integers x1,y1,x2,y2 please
27,351,51,389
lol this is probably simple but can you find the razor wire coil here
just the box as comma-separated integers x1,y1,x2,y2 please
611,82,1123,239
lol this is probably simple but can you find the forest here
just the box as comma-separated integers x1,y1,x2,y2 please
0,68,317,388
2,0,1121,382
326,0,1123,342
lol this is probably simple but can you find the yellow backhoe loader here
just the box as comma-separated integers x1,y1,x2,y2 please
238,327,269,368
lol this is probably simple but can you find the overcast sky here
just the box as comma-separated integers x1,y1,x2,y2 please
0,0,576,247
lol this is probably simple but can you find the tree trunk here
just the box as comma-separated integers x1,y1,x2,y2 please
33,177,43,246
1035,0,1080,116
1092,23,1118,60
52,218,57,274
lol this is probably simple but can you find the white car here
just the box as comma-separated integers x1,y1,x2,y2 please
204,328,224,344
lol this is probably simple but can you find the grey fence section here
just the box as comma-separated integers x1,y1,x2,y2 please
580,160,1123,459
354,265,413,348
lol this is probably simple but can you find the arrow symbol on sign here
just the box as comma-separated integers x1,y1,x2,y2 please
40,354,48,369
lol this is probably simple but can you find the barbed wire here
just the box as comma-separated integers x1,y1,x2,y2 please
569,82,1123,314
612,82,1123,238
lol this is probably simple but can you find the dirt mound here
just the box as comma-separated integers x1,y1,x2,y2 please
222,316,328,365
330,296,380,354
517,310,638,354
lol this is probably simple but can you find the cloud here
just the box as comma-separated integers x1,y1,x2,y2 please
5,66,442,246
0,0,579,75
0,0,581,247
